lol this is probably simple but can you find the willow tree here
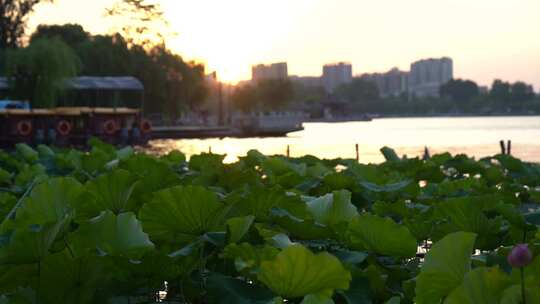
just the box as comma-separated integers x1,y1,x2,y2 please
6,37,80,108
0,0,54,48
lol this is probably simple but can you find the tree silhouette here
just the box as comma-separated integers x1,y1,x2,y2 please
0,0,54,48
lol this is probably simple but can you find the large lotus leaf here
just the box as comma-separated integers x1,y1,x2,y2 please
0,218,68,264
500,283,540,304
206,273,277,304
15,144,38,163
258,244,351,299
70,211,154,260
14,164,47,188
226,215,255,243
415,232,477,304
347,214,417,258
15,177,83,227
81,148,113,175
120,154,180,200
229,187,306,221
262,156,307,177
271,208,333,240
14,177,83,227
338,276,372,304
139,186,224,243
37,250,103,304
0,287,35,304
160,150,186,165
0,168,11,185
0,193,16,222
444,267,512,304
322,173,355,191
84,169,139,214
189,153,225,171
306,190,358,227
223,243,279,274
433,196,501,249
301,294,335,304
0,264,37,294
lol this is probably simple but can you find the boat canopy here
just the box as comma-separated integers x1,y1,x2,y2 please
0,76,144,91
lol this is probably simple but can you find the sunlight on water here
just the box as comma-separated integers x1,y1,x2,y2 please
146,116,540,163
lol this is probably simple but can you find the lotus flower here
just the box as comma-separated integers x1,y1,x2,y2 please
507,244,533,268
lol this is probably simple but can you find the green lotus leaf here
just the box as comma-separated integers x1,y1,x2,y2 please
84,169,139,214
0,168,11,185
207,273,277,304
306,190,358,226
229,187,306,222
226,215,255,243
301,294,335,304
338,276,372,304
500,283,540,304
160,150,186,165
384,297,401,304
444,267,512,304
223,242,279,273
0,217,68,264
15,144,38,163
271,208,332,240
14,164,47,188
119,154,180,201
415,232,477,304
139,186,224,243
433,196,502,249
37,250,103,304
14,177,83,227
380,146,400,162
347,214,417,258
258,244,351,299
70,210,154,259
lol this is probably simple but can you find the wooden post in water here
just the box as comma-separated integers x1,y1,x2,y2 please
286,145,290,157
355,144,359,161
209,146,212,154
499,140,506,155
423,146,430,160
507,140,512,155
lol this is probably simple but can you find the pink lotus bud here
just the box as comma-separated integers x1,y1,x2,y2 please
507,244,533,268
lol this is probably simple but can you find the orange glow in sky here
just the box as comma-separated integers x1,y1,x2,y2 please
29,0,540,87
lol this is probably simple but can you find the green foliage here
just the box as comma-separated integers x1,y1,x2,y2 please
0,143,538,303
258,244,351,299
6,37,80,108
440,79,479,103
415,232,477,304
335,77,380,104
232,79,295,112
347,214,417,258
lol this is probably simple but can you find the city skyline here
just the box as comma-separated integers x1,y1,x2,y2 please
27,0,540,89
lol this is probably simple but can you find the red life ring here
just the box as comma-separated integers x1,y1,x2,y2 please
140,119,152,134
103,120,117,135
17,120,33,137
56,120,72,136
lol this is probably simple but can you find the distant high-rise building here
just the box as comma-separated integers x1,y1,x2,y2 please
252,62,288,82
361,68,409,98
322,62,353,93
408,57,453,98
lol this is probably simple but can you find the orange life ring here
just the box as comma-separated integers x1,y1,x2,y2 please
17,120,32,137
103,120,117,135
140,119,152,134
56,120,72,136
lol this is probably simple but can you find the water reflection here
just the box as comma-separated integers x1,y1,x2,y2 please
146,116,540,163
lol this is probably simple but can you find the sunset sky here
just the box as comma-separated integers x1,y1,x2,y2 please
29,0,540,88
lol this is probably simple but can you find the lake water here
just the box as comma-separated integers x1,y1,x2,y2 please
146,116,540,163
